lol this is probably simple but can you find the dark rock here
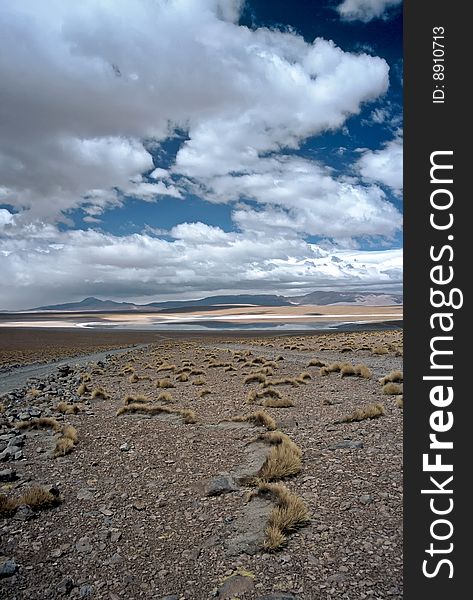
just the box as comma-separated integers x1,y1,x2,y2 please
217,574,255,598
79,584,94,598
256,594,300,600
0,558,18,578
57,577,75,596
0,468,18,482
205,474,239,496
14,505,35,521
329,440,364,450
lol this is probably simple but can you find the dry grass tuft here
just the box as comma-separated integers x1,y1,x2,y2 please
383,382,403,395
192,376,206,386
1,485,61,517
55,401,81,415
354,364,372,379
157,391,174,403
230,410,277,431
262,397,294,408
157,378,175,389
250,483,310,551
128,373,139,383
307,358,326,367
396,396,404,408
380,370,403,385
190,369,205,376
124,394,149,405
372,346,389,355
327,362,342,373
244,373,267,385
16,416,62,432
319,366,330,377
117,403,196,424
264,377,299,388
157,364,177,373
258,439,302,481
176,372,189,382
77,383,89,396
337,403,385,423
198,389,211,398
340,364,356,378
91,387,109,399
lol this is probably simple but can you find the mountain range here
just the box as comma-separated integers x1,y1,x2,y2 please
25,291,403,312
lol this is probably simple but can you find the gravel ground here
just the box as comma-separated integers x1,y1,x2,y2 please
0,329,403,600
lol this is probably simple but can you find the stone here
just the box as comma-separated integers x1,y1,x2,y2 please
205,474,239,496
14,505,35,521
119,443,130,452
329,440,364,450
57,577,75,595
0,468,18,482
256,595,300,600
77,489,94,501
79,584,94,598
0,558,18,578
75,537,92,554
359,494,373,505
217,574,255,598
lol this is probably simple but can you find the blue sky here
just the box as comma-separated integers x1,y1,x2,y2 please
0,0,403,309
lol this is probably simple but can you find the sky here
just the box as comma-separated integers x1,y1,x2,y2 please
0,0,403,310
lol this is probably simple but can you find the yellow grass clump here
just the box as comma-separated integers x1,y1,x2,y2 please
262,397,294,408
1,485,61,517
354,364,372,379
91,387,109,400
230,410,277,431
250,483,309,551
244,373,267,385
337,403,385,423
55,401,81,415
16,417,62,433
116,403,196,424
157,391,174,403
198,389,211,398
157,378,175,389
383,382,403,395
380,370,403,385
307,358,325,367
124,394,149,405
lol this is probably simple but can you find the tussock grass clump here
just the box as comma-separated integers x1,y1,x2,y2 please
372,346,389,355
77,383,90,396
320,366,330,377
340,364,356,378
116,403,196,424
262,397,294,408
128,373,139,383
244,373,267,385
257,388,282,401
157,378,175,389
157,364,176,373
264,377,299,388
176,372,189,382
247,390,258,404
28,388,41,398
307,358,326,367
157,391,173,403
16,416,62,433
224,365,237,372
354,364,372,379
275,355,284,361
257,438,302,481
230,410,277,431
53,424,79,457
396,396,404,408
1,485,61,517
55,402,81,415
296,372,311,383
337,403,385,424
192,376,206,386
177,366,192,374
383,382,403,395
190,369,205,376
250,483,309,551
380,370,404,385
91,387,109,399
124,394,149,405
198,389,211,398
327,362,342,373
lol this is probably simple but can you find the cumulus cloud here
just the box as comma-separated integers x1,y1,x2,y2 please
336,0,402,22
0,0,388,221
357,135,403,194
0,219,402,310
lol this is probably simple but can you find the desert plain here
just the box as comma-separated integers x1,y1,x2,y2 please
0,326,403,600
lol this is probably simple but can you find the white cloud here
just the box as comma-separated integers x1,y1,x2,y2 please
357,135,403,194
336,0,402,22
0,1,388,221
0,222,402,310
189,156,402,239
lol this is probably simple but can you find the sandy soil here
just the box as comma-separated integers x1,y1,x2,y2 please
1,329,403,599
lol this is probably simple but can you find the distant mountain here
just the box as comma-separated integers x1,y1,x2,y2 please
30,297,139,312
29,294,291,312
146,294,291,309
27,291,402,312
289,291,403,306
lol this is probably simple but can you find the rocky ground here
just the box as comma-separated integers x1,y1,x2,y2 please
0,329,403,600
